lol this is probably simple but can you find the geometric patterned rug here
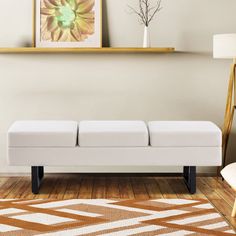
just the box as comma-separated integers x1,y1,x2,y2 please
0,199,235,235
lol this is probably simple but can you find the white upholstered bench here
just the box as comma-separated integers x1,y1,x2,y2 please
7,120,222,194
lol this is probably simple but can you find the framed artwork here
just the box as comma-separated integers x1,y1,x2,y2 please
33,0,102,48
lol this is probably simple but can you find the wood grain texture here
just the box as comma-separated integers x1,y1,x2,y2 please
118,177,134,199
106,177,120,199
78,177,94,199
158,178,178,199
222,63,236,170
0,47,175,54
92,177,106,199
0,175,235,230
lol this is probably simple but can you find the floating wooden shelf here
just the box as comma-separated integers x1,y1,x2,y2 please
0,47,175,54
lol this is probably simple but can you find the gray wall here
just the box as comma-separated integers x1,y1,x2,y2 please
0,0,236,174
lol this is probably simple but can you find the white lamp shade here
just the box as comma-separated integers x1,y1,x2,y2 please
213,34,236,59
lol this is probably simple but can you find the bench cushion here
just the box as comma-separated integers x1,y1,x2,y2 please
8,121,78,147
79,121,149,147
148,121,222,147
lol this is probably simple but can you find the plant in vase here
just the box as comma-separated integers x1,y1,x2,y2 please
128,0,162,48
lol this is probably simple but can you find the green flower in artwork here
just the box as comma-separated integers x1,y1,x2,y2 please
40,0,95,42
57,5,76,27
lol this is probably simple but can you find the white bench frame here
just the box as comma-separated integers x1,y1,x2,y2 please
8,146,222,194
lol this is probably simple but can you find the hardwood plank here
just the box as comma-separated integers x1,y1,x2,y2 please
144,177,163,199
0,177,8,187
106,177,120,199
64,175,82,199
78,177,94,199
197,178,221,200
0,177,12,196
168,178,193,199
194,188,207,199
92,177,106,199
156,178,178,199
118,177,134,199
204,177,235,206
8,177,32,199
131,177,149,200
35,176,58,199
198,178,236,230
211,199,236,230
48,177,68,200
0,177,22,199
206,177,233,193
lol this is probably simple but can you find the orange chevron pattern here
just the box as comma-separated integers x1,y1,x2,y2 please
0,198,234,235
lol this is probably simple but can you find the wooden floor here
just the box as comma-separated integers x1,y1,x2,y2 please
0,175,235,230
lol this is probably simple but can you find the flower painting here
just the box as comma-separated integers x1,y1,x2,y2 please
34,0,102,48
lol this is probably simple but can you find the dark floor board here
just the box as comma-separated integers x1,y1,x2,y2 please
119,177,135,199
144,177,163,199
92,177,106,199
131,177,149,200
64,175,82,199
0,177,22,198
168,178,193,199
106,177,120,199
156,178,178,199
78,177,94,199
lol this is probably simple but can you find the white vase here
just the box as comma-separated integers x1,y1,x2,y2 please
143,26,150,48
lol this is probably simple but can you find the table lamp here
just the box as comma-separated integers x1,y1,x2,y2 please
213,34,236,170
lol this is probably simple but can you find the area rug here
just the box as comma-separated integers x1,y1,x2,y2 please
0,198,234,235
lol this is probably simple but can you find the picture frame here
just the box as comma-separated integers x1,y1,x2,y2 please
32,0,102,48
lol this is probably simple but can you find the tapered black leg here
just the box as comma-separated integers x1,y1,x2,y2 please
31,166,44,194
183,166,196,194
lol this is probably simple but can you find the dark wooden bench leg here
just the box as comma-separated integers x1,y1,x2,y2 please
183,166,196,194
31,166,44,194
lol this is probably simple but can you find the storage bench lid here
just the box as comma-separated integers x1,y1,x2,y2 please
8,121,78,147
79,121,149,147
148,121,222,147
